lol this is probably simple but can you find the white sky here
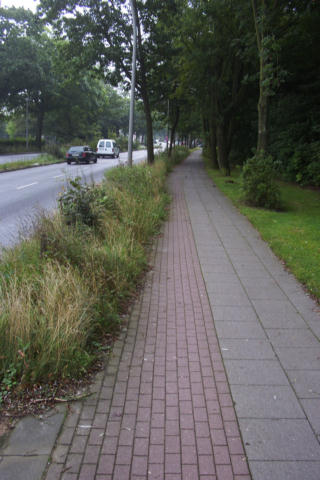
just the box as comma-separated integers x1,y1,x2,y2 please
0,0,39,12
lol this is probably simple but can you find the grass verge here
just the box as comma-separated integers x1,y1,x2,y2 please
205,163,320,302
0,154,64,172
0,147,189,409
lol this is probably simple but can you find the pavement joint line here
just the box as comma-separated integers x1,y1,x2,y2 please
183,152,320,468
1,150,320,480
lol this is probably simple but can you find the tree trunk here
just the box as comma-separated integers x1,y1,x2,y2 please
209,121,218,169
169,106,180,157
251,0,269,153
141,87,154,164
217,124,230,176
135,1,154,164
257,56,268,152
35,101,45,150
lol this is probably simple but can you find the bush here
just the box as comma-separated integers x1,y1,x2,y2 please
241,153,281,209
44,142,64,159
0,137,41,154
0,155,185,389
156,146,190,173
58,177,117,230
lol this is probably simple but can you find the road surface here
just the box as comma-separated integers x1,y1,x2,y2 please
0,150,147,249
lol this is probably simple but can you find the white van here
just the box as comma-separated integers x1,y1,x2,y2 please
96,139,120,159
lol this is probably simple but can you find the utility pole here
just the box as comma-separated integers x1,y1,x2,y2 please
128,0,137,167
166,99,170,151
25,94,29,150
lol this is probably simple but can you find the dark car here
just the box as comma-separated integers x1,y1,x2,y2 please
66,146,97,164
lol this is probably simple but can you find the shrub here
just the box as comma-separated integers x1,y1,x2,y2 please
44,142,64,159
0,137,41,154
58,177,119,231
241,152,281,209
0,153,189,392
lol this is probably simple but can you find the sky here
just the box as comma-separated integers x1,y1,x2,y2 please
0,0,39,12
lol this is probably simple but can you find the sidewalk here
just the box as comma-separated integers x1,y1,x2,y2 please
1,150,320,479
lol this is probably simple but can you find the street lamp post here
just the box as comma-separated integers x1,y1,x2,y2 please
128,0,137,167
25,94,29,150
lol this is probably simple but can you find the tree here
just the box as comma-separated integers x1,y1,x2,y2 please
39,0,172,163
267,1,320,185
175,0,256,174
0,7,59,148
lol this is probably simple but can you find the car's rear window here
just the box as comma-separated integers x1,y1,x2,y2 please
98,141,104,148
105,141,112,147
69,146,83,153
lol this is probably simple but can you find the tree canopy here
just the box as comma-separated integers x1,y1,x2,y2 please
0,0,319,183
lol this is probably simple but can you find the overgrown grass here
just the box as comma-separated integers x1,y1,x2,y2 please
0,148,189,398
0,154,64,173
205,164,320,302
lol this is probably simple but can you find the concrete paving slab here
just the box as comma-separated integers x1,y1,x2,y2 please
208,292,252,307
240,418,320,460
231,385,305,419
214,321,266,339
307,319,320,339
301,399,320,434
211,305,258,322
265,328,320,347
219,339,276,360
240,276,282,289
0,454,49,480
0,406,65,456
275,347,320,370
287,370,320,399
4,151,318,480
224,360,290,386
202,272,241,285
0,406,65,480
206,283,247,296
201,263,236,274
243,286,287,301
183,151,320,478
232,265,269,277
249,460,320,480
252,301,306,328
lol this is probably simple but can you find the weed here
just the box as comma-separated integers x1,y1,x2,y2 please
0,151,190,390
0,364,17,404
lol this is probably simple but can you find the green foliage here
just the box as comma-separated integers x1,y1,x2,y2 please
0,137,41,154
241,153,281,209
58,177,109,229
207,165,320,302
115,136,141,153
0,152,191,388
44,142,64,159
0,364,17,404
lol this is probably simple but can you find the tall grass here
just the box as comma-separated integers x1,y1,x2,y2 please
0,150,189,396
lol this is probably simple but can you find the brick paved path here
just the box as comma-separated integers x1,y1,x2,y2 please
45,156,250,479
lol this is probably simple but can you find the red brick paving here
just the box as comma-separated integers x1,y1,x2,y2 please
45,165,250,479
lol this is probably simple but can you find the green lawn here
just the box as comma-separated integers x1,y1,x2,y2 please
206,166,320,302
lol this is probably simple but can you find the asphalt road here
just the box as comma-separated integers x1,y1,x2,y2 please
0,150,147,249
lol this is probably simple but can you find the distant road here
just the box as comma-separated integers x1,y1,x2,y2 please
0,153,42,164
0,150,147,249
